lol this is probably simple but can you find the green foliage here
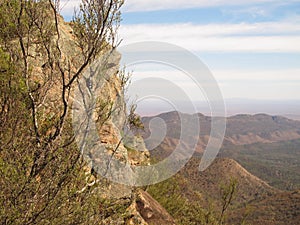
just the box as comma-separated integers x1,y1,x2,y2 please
0,0,53,44
0,48,10,71
147,173,240,225
147,176,186,215
118,67,131,89
147,175,217,225
71,0,124,58
0,0,20,42
96,99,114,127
219,179,238,224
128,104,144,131
221,139,300,190
0,1,129,224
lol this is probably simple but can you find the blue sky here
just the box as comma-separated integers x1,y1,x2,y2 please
60,0,300,102
122,2,300,24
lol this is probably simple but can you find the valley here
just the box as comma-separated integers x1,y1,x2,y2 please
141,111,300,224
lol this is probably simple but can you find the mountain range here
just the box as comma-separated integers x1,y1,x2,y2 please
141,112,300,161
140,111,300,224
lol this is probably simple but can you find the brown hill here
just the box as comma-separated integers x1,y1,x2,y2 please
219,139,300,191
142,112,300,156
142,112,300,224
225,113,300,145
147,157,300,224
229,190,300,225
176,157,277,207
141,112,300,189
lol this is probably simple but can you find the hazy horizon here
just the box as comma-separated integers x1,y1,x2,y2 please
136,98,300,119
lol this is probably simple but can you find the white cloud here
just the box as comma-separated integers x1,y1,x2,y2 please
128,68,300,100
123,0,286,12
59,0,81,18
212,69,300,82
59,0,297,15
119,22,300,52
130,68,300,82
121,22,300,37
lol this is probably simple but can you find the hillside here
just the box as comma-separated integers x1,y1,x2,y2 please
147,157,300,224
142,111,300,190
142,111,300,224
220,139,300,190
182,158,276,204
229,190,300,225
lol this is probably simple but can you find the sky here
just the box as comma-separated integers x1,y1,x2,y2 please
60,0,300,115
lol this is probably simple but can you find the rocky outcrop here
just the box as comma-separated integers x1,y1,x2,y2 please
133,190,176,225
27,14,173,224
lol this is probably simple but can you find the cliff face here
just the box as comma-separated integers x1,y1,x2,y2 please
0,3,176,224
28,13,151,173
58,18,148,224
35,16,170,225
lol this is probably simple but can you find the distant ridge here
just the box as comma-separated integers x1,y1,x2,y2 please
142,111,300,156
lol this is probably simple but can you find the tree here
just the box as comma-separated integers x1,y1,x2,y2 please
0,0,126,224
219,179,238,225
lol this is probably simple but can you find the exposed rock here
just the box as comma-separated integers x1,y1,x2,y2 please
135,190,176,225
28,14,156,224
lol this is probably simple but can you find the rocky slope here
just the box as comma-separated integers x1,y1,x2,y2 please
147,157,300,224
29,15,172,225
